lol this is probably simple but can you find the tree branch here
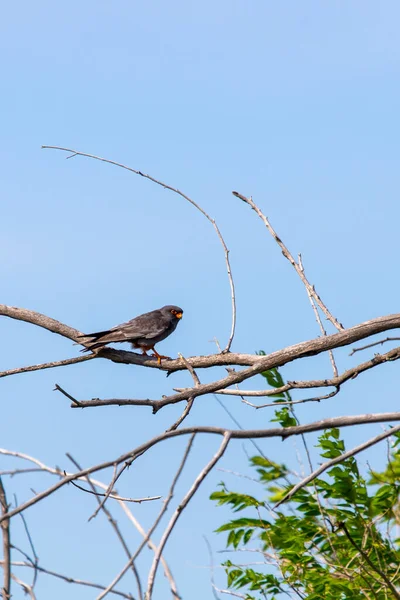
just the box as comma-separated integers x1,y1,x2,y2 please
70,345,400,412
3,412,400,523
145,433,231,600
0,478,11,600
274,425,400,508
232,191,344,332
42,145,237,353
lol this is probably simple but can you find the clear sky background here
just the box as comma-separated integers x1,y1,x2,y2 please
1,2,400,599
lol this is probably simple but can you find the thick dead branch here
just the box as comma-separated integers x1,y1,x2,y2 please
70,345,400,411
2,305,400,379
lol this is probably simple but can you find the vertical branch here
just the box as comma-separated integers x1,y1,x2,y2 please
66,454,143,600
0,478,11,600
96,435,196,600
145,433,231,600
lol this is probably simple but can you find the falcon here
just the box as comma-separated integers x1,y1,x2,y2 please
78,305,183,363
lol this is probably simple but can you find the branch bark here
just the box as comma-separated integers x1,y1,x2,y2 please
0,478,11,600
2,412,400,524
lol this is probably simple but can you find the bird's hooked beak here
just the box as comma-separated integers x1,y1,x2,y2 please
176,312,183,319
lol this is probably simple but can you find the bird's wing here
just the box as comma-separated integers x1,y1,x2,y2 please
116,311,169,341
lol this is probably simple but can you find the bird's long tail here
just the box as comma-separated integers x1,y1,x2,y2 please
77,330,111,353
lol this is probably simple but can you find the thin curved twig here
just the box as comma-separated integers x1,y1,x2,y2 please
349,337,400,356
42,145,236,353
232,191,343,332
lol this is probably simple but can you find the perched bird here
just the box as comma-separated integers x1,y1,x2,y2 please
78,305,183,363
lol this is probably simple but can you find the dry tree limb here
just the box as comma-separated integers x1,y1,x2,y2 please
274,425,400,508
4,412,400,524
0,560,134,599
232,191,344,332
0,450,176,599
349,337,400,356
0,356,94,380
10,573,35,600
0,478,11,600
298,253,338,377
166,354,201,431
67,454,143,600
3,305,400,379
69,344,400,412
119,507,180,600
145,433,231,600
42,145,237,353
96,436,195,600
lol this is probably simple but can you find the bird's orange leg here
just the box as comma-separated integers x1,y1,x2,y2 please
150,347,170,365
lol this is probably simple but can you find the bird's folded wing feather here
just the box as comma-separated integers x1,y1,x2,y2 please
116,311,168,340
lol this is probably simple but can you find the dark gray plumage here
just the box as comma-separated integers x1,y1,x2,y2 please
78,305,183,361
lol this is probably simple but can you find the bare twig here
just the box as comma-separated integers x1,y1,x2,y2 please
166,398,195,431
232,191,343,331
166,354,201,431
96,435,196,600
119,508,180,600
0,478,11,600
350,337,400,356
67,454,143,600
89,463,119,521
203,536,222,600
3,412,400,524
10,573,35,600
274,425,400,508
240,388,339,409
0,355,94,379
42,146,237,353
68,479,161,503
1,450,174,599
298,254,338,377
54,384,82,406
145,433,231,600
0,560,133,599
17,508,39,591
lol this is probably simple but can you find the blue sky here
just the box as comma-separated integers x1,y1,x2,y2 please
1,2,400,598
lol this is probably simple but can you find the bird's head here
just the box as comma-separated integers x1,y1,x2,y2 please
162,305,183,320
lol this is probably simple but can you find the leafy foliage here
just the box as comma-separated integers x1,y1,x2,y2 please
211,367,400,599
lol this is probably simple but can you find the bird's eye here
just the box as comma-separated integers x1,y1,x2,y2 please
171,310,176,315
